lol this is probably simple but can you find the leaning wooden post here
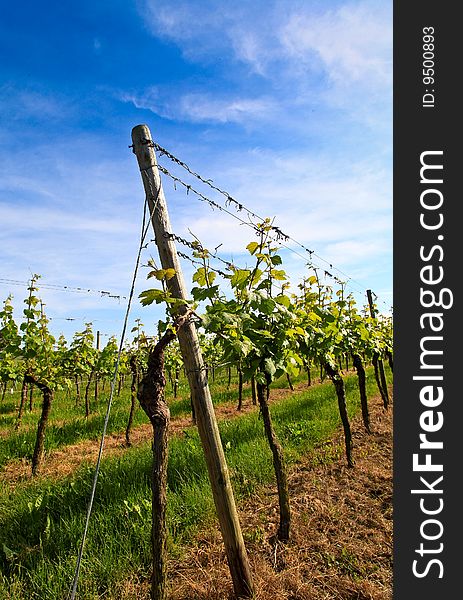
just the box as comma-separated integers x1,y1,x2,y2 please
131,124,254,599
366,289,390,409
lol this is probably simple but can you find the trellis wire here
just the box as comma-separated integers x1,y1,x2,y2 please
67,183,161,600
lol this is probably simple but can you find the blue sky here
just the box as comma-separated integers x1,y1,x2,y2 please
0,0,392,344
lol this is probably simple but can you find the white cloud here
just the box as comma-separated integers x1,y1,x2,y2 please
120,87,278,124
279,2,392,87
178,94,277,124
138,1,391,86
135,1,392,135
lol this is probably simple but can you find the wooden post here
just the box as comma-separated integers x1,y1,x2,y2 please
366,289,390,408
131,124,254,599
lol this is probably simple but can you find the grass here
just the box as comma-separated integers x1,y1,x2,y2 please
0,366,312,469
0,366,391,599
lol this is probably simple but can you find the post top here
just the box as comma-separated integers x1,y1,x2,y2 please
131,124,156,169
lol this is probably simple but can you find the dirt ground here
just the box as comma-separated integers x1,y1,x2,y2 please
2,381,393,599
163,395,393,600
0,377,335,485
113,389,393,600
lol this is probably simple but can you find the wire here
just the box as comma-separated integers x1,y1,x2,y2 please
0,278,126,300
156,162,368,298
131,138,390,307
67,184,161,600
152,142,372,295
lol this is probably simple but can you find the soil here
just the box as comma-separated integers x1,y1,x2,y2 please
0,378,323,485
164,395,393,600
1,380,393,599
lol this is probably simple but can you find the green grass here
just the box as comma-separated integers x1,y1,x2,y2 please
0,366,391,599
0,367,314,469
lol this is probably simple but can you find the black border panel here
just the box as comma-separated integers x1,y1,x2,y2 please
394,2,459,597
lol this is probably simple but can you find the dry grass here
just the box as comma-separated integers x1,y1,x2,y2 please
0,376,320,486
160,396,393,600
1,378,392,599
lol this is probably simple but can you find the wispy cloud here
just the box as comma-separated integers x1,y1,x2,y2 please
178,94,277,124
136,0,391,134
279,2,392,87
1,0,392,338
138,1,391,87
0,84,74,123
120,87,278,124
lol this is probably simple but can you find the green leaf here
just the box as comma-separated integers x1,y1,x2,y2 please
359,326,370,342
164,268,176,280
191,286,219,302
231,338,252,357
138,289,166,306
264,357,277,377
253,330,274,339
230,269,251,289
275,294,291,308
259,297,276,315
286,361,299,378
44,513,51,540
250,269,263,286
193,267,207,287
152,269,167,281
270,254,283,266
221,312,240,326
313,306,326,319
270,269,287,281
246,241,259,255
148,268,176,281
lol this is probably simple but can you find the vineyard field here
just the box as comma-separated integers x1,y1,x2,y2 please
1,365,391,599
0,136,394,599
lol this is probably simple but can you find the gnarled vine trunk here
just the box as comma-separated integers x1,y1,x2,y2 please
84,371,94,417
173,367,179,398
137,314,190,600
25,374,53,476
236,368,244,411
372,353,389,409
352,353,371,434
137,330,175,600
323,361,354,467
286,373,294,391
305,360,312,387
386,350,393,372
256,378,291,541
29,384,34,412
250,376,257,406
